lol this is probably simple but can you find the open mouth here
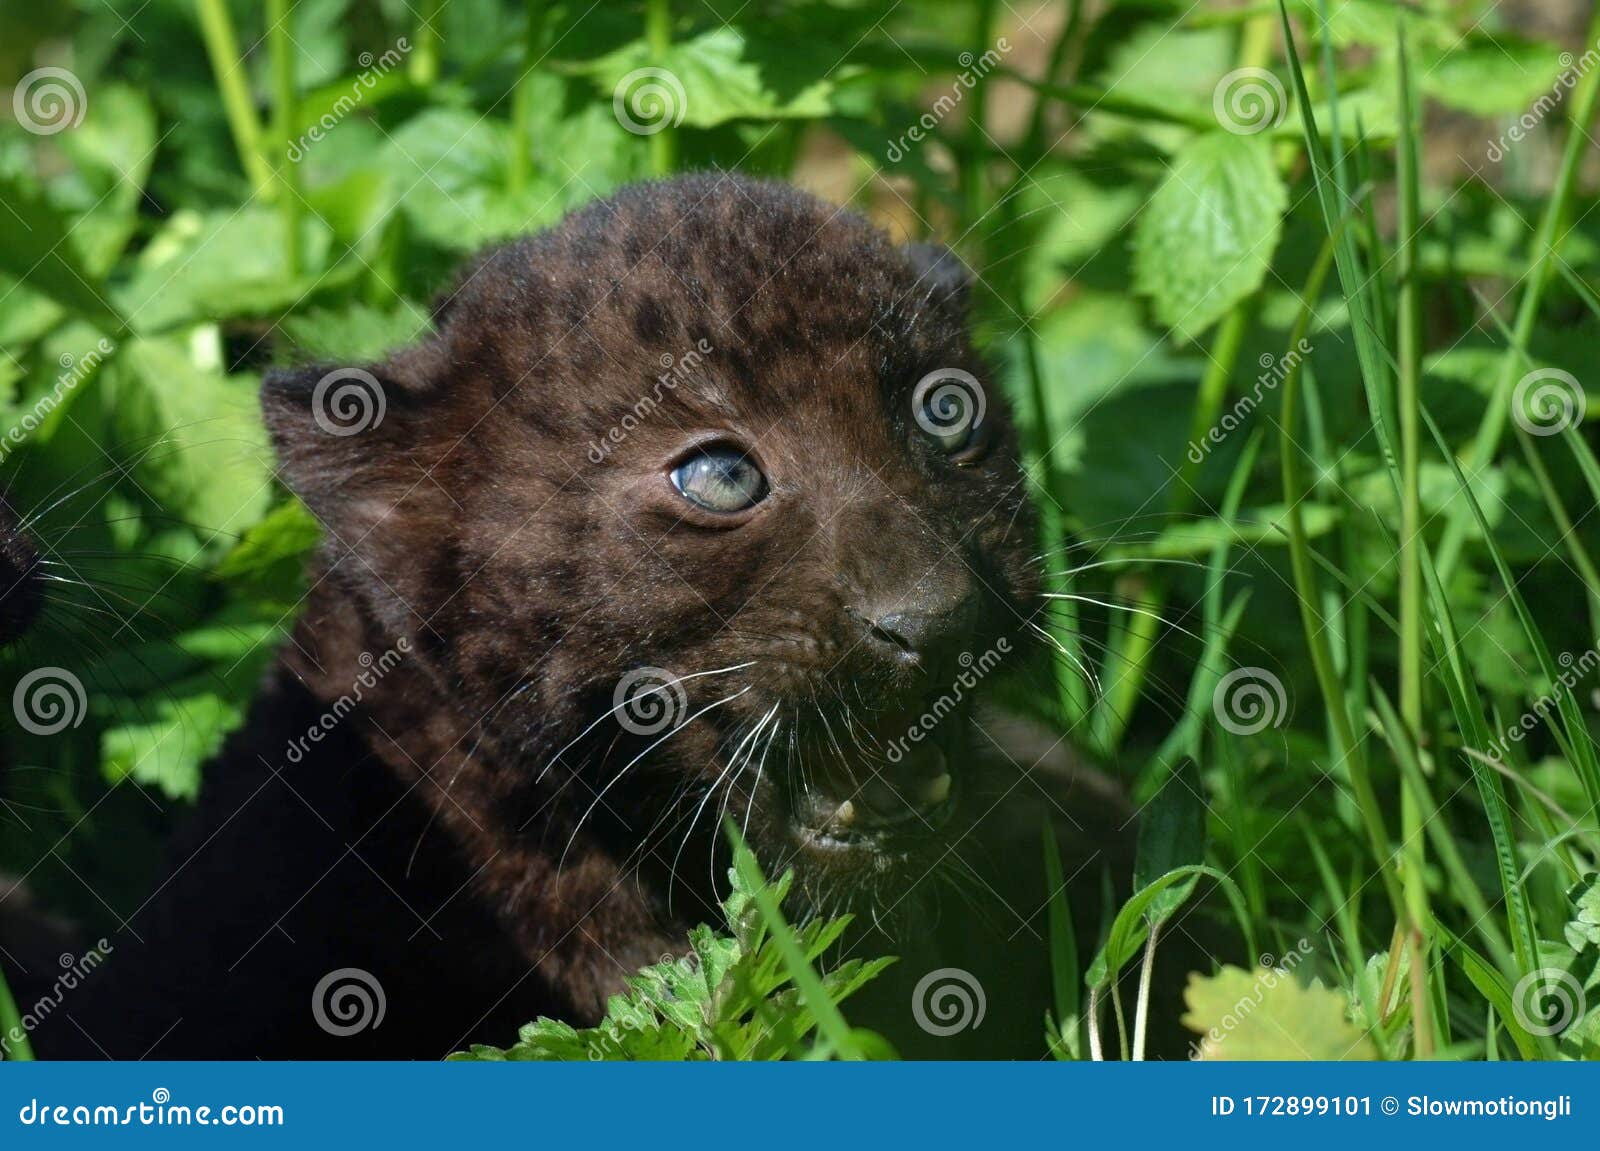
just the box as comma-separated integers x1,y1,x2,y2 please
788,713,964,858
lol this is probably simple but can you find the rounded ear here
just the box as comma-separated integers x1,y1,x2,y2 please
260,360,426,542
903,241,973,313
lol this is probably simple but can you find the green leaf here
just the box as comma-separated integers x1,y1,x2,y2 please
211,498,322,585
0,171,126,334
1086,865,1240,989
53,83,157,275
1132,131,1287,342
1132,758,1207,923
110,335,273,537
1419,35,1565,117
118,208,335,331
280,301,431,363
578,27,840,130
451,831,894,1061
1566,873,1600,953
1183,965,1378,1059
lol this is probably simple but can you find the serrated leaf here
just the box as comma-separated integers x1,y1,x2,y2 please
1183,965,1378,1059
110,336,273,536
1565,873,1600,953
579,27,839,129
212,499,322,582
1419,36,1565,117
1132,132,1287,342
0,172,126,334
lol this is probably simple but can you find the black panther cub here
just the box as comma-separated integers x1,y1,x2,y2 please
10,175,1134,1059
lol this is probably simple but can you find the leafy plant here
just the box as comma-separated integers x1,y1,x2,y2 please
452,835,895,1061
5,0,1600,1062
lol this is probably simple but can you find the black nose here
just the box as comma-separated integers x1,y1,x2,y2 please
859,592,981,670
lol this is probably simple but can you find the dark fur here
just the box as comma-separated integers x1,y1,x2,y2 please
16,175,1134,1059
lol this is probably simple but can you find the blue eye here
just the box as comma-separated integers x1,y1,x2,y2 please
670,448,768,514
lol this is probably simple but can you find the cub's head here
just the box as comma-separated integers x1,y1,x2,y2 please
265,174,1040,924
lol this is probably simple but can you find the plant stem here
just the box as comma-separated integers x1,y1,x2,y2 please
1438,0,1600,575
1132,923,1159,1061
267,0,301,278
510,0,549,195
0,963,33,1061
647,0,676,176
1395,24,1432,1057
411,0,442,86
194,0,272,196
961,0,999,258
1279,231,1407,922
730,836,864,1060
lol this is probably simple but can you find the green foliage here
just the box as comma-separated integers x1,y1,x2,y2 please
1183,965,1377,1060
1133,132,1287,342
451,839,895,1061
4,0,1600,1063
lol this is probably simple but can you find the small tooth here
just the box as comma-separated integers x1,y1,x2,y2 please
834,799,857,826
924,773,952,805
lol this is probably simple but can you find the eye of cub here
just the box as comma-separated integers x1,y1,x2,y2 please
669,447,768,514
